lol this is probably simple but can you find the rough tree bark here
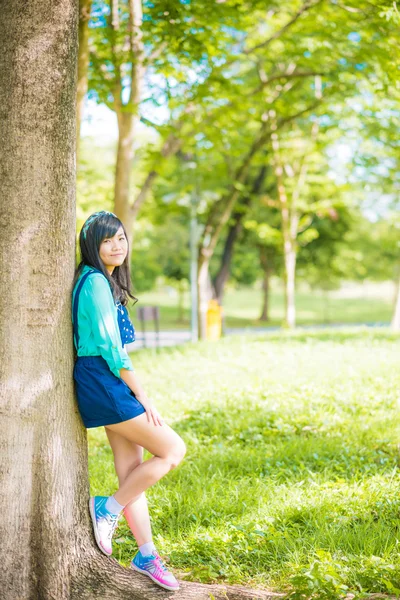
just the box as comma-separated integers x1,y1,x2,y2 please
76,0,93,162
0,3,281,598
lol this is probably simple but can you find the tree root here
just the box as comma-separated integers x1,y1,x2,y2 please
71,549,283,600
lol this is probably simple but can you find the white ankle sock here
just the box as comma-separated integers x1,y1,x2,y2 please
139,541,156,556
105,495,125,514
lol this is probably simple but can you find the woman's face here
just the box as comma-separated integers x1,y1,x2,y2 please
99,226,128,273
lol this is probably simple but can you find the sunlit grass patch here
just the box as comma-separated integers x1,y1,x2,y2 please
88,328,400,597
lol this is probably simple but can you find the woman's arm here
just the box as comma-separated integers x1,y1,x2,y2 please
119,368,147,399
120,367,164,427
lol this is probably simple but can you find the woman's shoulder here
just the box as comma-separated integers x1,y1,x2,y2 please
73,265,108,295
74,265,101,290
84,268,109,285
80,268,114,301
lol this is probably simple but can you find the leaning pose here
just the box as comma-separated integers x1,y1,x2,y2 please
71,210,186,591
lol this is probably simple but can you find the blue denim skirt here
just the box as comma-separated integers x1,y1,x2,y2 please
73,356,146,428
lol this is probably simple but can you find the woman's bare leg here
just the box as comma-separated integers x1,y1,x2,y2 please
105,412,186,507
105,427,152,546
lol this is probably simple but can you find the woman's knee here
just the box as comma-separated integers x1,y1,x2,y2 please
165,438,187,470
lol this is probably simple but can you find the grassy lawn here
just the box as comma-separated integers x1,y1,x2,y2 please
131,283,393,330
88,328,400,598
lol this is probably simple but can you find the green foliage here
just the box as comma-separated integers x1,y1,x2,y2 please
130,231,162,292
289,551,400,599
131,212,190,291
229,243,261,286
76,137,115,223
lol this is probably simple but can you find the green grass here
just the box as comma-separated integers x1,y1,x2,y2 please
88,328,400,598
132,284,393,330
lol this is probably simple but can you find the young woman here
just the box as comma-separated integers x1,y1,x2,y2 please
71,210,186,591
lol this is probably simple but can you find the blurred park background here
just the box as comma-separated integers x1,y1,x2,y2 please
77,0,400,340
77,1,400,597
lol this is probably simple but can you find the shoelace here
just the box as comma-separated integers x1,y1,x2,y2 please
153,554,169,573
104,512,119,541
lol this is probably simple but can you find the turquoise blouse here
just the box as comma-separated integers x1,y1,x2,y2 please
72,265,134,379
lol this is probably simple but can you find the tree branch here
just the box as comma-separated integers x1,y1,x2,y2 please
199,98,323,263
221,0,323,72
243,0,323,56
130,170,158,220
334,2,364,13
145,40,168,65
214,164,268,300
248,70,328,97
129,132,183,219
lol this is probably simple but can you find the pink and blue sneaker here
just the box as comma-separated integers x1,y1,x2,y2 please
89,496,120,556
131,550,180,591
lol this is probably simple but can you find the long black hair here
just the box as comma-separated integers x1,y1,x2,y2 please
72,211,138,307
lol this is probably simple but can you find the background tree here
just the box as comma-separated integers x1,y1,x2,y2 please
87,0,245,248
240,215,283,323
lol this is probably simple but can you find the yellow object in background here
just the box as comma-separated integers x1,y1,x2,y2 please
206,299,222,340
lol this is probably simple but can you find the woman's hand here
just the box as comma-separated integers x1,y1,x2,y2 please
136,394,164,426
119,370,164,426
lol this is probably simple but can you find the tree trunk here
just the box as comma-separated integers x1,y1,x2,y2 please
276,169,297,328
198,104,318,339
283,243,296,328
76,0,93,162
197,255,216,340
0,1,84,597
270,119,298,329
214,165,268,303
197,125,275,340
114,110,137,243
259,268,271,321
113,0,144,264
258,247,272,322
391,268,400,331
214,219,243,304
177,279,185,323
